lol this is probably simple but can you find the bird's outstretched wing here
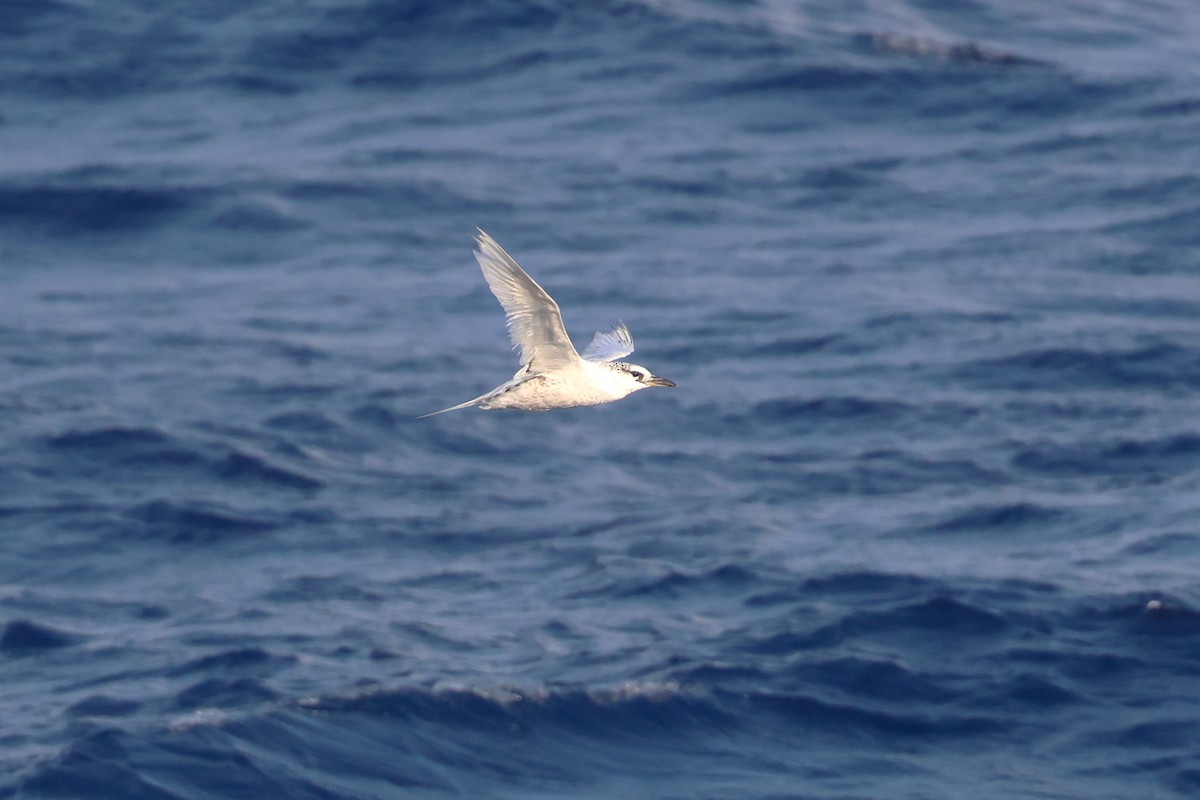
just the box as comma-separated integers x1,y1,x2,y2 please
474,230,580,371
581,321,635,362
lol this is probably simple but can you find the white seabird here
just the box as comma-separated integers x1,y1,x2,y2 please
420,231,676,417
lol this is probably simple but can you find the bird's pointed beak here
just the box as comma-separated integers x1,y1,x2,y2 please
646,375,677,388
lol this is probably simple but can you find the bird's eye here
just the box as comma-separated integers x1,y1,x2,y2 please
632,371,644,381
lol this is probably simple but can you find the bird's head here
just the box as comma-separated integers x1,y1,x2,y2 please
612,361,677,392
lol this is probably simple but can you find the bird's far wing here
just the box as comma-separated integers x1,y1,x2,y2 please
474,230,580,371
581,321,635,362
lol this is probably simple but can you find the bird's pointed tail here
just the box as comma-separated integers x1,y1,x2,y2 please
416,392,489,419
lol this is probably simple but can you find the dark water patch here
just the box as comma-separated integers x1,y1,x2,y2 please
1007,129,1111,155
1054,295,1200,320
927,501,1063,534
242,317,335,335
872,597,1008,636
603,564,759,600
263,575,385,604
1061,598,1200,667
305,684,736,740
958,342,1200,391
630,175,728,198
797,163,891,192
994,673,1080,707
1084,719,1199,750
860,33,1046,66
228,378,342,400
213,451,323,492
753,396,910,425
137,606,171,621
12,64,183,101
283,178,511,215
173,677,277,710
1175,769,1200,795
65,695,144,719
671,662,771,687
167,647,293,679
325,0,565,39
1102,175,1200,207
915,71,1148,122
41,427,207,473
7,727,186,800
0,619,83,652
696,63,944,99
349,402,406,429
749,451,998,499
11,683,735,799
863,309,1020,337
1104,206,1200,247
977,578,1061,604
643,206,720,225
344,146,492,167
209,199,309,232
1012,433,1200,482
1121,532,1199,557
206,72,304,95
1003,646,1146,684
422,427,509,457
401,569,495,591
261,339,330,366
350,48,559,90
784,657,959,704
42,426,325,491
849,450,1002,495
263,411,343,435
0,185,193,234
802,570,933,597
997,74,1153,117
1138,96,1200,118
739,470,860,504
745,596,1005,656
0,0,83,36
1134,599,1200,639
744,333,855,358
243,29,374,73
47,426,172,451
125,500,280,543
740,689,1007,740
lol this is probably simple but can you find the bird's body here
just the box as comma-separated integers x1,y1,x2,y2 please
421,231,675,417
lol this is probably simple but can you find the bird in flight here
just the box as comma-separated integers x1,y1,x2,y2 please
420,230,676,417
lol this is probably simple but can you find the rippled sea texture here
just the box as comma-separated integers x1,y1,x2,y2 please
3,1,1200,797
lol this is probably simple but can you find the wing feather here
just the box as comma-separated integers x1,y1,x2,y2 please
473,230,579,371
581,321,635,362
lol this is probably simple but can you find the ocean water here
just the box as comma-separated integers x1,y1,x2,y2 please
2,0,1200,797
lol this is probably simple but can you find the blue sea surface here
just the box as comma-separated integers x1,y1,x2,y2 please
3,1,1200,797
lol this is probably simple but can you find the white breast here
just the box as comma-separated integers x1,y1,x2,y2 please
481,361,636,411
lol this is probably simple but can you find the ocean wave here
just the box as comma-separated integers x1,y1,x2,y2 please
4,0,1200,797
